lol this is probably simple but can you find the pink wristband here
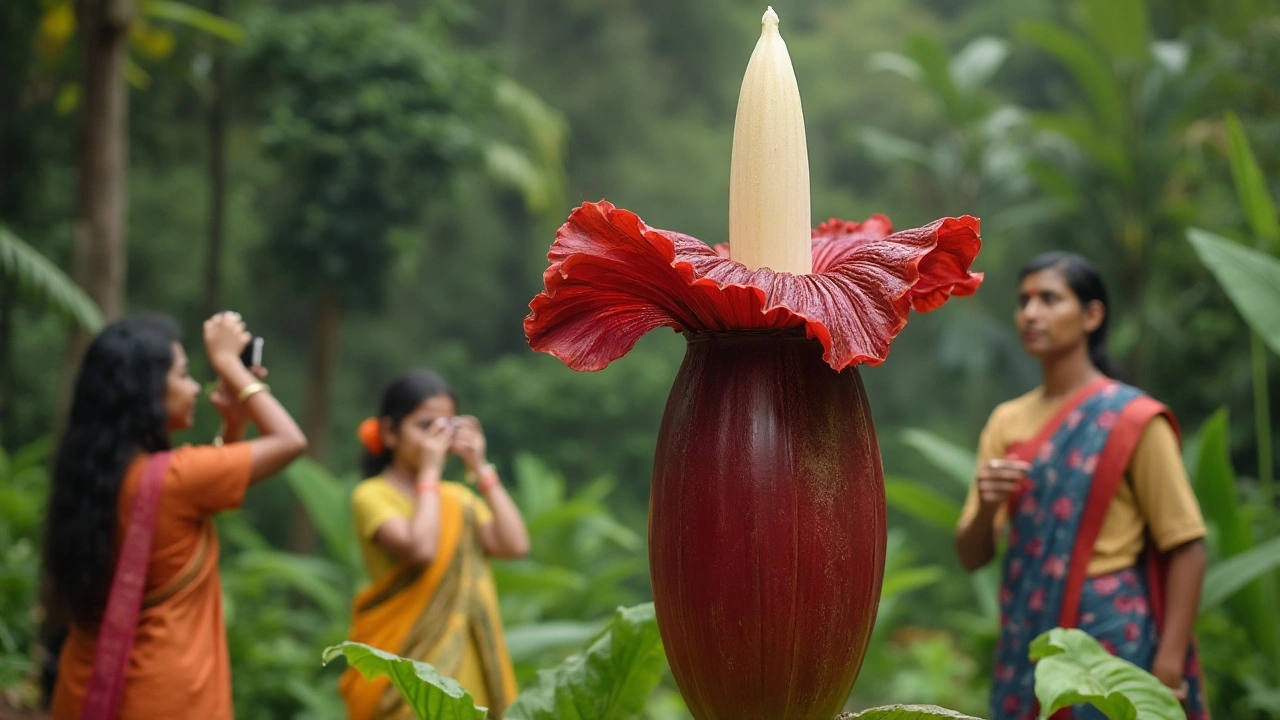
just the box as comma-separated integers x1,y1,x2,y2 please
416,479,440,495
477,466,500,494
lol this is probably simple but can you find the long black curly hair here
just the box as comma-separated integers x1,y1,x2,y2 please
43,314,180,628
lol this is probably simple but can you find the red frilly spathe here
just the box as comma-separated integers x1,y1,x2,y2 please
525,201,983,372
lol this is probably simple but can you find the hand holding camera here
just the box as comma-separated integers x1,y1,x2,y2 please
205,312,268,431
450,416,487,475
416,418,455,477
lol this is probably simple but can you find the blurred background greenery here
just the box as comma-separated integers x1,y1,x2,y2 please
3,0,1280,716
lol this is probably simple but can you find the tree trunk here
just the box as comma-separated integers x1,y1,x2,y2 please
0,280,13,446
289,286,341,552
57,0,135,416
202,0,227,318
304,286,341,463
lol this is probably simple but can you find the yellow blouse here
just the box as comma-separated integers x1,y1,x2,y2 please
350,478,493,582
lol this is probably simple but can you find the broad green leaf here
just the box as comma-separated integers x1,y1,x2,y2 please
905,34,963,122
488,78,567,213
491,561,588,596
1030,629,1183,720
1192,411,1253,560
884,477,963,530
228,550,348,618
838,706,984,719
1187,228,1280,357
1203,536,1280,609
494,78,567,168
1225,112,1280,250
513,453,568,520
1017,21,1125,135
868,51,924,82
881,565,944,599
971,564,1001,623
950,36,1011,92
0,226,103,331
283,458,361,571
1188,409,1274,660
506,603,665,720
486,142,553,211
527,500,625,539
505,620,606,664
321,642,486,720
900,429,976,489
859,128,931,167
145,0,244,43
1081,0,1151,65
216,512,271,552
1031,112,1131,185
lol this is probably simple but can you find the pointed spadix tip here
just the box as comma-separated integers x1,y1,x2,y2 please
762,7,779,31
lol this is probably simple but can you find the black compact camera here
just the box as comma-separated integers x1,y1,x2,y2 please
240,336,265,368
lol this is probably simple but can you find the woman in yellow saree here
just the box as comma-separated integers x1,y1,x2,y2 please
340,370,530,720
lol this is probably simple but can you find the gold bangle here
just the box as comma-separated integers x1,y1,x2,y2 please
238,382,270,403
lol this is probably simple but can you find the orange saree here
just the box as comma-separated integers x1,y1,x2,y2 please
51,444,253,720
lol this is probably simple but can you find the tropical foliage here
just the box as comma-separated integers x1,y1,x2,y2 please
3,0,1280,716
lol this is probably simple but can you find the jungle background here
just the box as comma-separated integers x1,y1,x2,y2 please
3,0,1280,716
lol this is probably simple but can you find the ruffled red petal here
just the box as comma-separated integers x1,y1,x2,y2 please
525,201,982,372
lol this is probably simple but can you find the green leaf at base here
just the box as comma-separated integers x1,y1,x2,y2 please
506,603,664,720
321,642,486,720
1224,112,1280,251
1202,535,1280,610
838,705,986,719
1029,628,1184,720
899,429,977,489
0,225,103,331
1187,228,1280,357
884,476,963,530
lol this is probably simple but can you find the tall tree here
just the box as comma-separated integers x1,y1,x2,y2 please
241,5,495,466
35,0,242,416
202,0,229,318
58,0,136,408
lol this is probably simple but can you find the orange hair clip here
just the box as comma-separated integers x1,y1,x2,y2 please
357,417,384,455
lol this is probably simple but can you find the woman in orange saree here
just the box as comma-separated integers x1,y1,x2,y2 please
340,370,529,720
44,312,307,720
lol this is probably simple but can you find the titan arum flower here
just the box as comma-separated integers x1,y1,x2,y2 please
525,8,982,720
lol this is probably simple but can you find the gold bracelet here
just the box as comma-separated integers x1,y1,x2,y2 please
238,382,270,403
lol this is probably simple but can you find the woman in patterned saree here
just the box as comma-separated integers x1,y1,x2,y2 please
340,370,529,720
955,252,1209,720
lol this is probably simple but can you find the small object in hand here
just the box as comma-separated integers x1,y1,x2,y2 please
240,336,264,368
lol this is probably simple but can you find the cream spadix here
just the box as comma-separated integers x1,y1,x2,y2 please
728,7,812,275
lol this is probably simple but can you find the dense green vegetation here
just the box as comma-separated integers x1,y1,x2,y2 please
3,0,1280,716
